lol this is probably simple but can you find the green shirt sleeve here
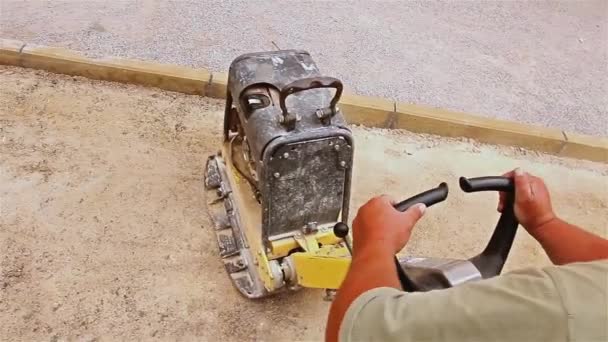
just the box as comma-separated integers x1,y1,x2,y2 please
339,260,608,342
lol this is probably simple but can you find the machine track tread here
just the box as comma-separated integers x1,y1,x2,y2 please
204,155,269,298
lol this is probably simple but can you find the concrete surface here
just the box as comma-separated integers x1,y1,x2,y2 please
1,0,606,136
1,66,607,341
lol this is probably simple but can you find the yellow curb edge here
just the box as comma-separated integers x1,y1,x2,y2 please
1,39,606,163
1,40,210,95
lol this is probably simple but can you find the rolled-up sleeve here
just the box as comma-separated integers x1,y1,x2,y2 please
339,265,581,342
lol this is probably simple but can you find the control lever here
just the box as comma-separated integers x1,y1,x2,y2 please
333,222,352,255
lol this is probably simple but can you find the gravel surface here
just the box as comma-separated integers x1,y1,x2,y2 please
1,1,607,136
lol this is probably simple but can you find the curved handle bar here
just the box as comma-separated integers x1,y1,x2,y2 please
394,176,519,291
460,176,519,278
394,182,449,212
459,176,513,193
392,183,448,292
279,76,343,130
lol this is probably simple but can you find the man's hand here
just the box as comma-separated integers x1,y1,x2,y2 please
498,168,557,234
498,168,608,265
352,196,426,255
326,196,426,342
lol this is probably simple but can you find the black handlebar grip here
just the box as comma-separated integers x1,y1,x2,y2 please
394,182,449,212
459,176,514,193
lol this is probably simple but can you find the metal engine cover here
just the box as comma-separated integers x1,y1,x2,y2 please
225,50,353,242
264,135,352,238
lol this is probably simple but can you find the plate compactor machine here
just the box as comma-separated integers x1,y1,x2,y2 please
205,50,520,298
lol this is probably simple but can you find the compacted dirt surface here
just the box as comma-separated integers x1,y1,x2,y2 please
1,66,607,341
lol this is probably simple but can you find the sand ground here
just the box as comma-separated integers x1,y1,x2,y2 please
1,66,606,341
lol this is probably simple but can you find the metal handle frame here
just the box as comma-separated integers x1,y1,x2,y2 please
279,77,343,130
393,176,519,291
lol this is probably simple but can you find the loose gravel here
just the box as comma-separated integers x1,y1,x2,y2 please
1,0,607,136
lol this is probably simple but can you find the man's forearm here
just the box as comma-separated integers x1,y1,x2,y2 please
326,246,401,342
532,218,608,265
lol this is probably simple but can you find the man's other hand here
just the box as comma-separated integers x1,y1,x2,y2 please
352,196,426,255
498,168,557,234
